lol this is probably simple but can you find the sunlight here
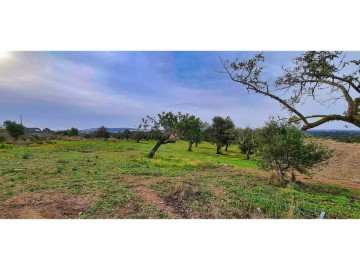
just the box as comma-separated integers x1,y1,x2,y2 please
0,51,8,58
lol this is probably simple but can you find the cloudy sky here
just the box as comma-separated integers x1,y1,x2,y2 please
0,51,358,130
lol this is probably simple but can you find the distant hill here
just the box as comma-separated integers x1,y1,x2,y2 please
80,128,138,134
305,129,360,137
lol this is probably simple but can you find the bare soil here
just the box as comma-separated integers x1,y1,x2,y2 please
0,192,98,218
293,140,360,190
311,140,360,183
131,185,181,218
237,140,360,191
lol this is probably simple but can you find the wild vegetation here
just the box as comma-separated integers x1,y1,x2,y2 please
1,51,359,219
0,134,358,219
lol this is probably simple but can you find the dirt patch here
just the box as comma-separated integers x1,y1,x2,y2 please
0,192,98,219
131,185,181,218
162,196,201,218
310,140,360,183
207,184,223,197
116,201,138,218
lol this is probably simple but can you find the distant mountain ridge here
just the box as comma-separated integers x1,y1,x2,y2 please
305,129,360,137
80,127,138,133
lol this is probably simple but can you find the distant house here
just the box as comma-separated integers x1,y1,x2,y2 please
43,128,53,134
25,127,42,134
0,125,4,130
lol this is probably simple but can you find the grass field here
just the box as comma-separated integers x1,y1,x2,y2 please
0,138,359,219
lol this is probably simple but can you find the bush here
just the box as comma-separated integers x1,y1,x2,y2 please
0,135,6,143
22,152,31,159
68,128,79,136
256,122,332,183
3,120,25,140
93,126,110,139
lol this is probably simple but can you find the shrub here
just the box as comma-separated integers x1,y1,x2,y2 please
68,128,79,136
256,122,332,183
22,152,31,159
3,120,25,140
0,135,6,143
93,126,110,139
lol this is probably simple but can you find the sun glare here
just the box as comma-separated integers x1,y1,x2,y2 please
0,51,9,59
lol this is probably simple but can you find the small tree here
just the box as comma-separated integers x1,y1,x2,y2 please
139,112,181,158
3,120,25,140
123,129,131,140
237,127,257,160
195,122,209,147
131,130,146,143
177,114,204,151
93,125,110,139
209,116,235,154
256,122,332,183
224,128,236,151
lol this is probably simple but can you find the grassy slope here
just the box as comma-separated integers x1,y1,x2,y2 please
0,139,359,218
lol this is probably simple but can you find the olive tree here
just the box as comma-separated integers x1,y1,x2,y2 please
131,130,146,143
209,116,235,154
139,112,181,158
220,51,360,130
177,114,204,151
237,127,257,160
93,125,110,139
123,129,131,140
256,122,332,183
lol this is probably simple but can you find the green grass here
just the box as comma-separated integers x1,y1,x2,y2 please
0,138,359,218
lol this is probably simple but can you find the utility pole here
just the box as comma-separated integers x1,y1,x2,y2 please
21,114,26,138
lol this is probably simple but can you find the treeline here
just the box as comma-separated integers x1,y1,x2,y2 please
137,111,332,183
1,113,332,184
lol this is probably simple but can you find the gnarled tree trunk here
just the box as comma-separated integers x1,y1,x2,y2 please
188,141,193,151
216,145,222,154
149,140,163,158
246,150,251,160
225,144,229,151
148,131,176,158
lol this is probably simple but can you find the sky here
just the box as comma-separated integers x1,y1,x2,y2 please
0,51,359,130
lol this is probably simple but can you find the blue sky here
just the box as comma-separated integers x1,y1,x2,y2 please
0,51,358,130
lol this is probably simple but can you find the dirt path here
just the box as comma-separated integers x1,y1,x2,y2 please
131,185,181,218
121,175,180,218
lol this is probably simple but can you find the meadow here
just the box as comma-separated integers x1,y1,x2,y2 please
0,138,359,219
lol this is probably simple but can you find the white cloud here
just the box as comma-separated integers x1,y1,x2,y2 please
0,52,143,115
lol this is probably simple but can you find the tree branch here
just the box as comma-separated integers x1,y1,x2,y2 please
220,58,310,126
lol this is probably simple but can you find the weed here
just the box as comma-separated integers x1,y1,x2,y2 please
22,152,31,159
